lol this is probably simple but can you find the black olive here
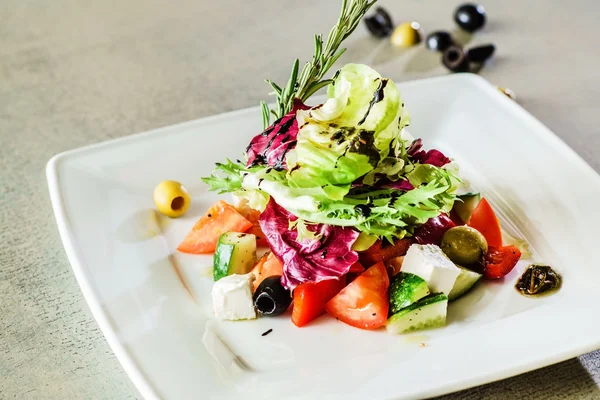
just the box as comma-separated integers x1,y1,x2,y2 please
454,3,486,32
466,44,495,63
426,31,454,52
354,204,372,217
364,7,394,38
442,45,470,72
253,276,292,316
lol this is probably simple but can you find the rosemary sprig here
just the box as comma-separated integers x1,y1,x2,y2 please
261,0,377,128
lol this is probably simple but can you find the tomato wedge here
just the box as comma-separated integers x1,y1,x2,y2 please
235,202,269,247
358,239,412,266
467,197,502,248
484,245,522,279
385,256,404,276
292,278,346,327
249,252,284,290
325,262,390,330
346,262,366,284
177,200,253,254
349,262,365,274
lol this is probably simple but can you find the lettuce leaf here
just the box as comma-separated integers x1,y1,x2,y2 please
259,199,359,290
202,64,460,242
291,166,458,242
285,64,410,192
201,159,247,194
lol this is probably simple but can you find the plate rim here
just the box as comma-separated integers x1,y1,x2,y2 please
46,73,600,400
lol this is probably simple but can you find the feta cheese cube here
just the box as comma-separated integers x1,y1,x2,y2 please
212,273,257,320
401,244,460,295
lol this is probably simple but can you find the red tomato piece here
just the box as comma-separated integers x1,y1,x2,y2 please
235,202,269,247
292,278,346,327
349,262,365,274
385,256,404,277
483,245,522,279
358,239,412,266
467,197,503,248
249,251,284,291
325,262,390,330
346,262,366,284
177,200,253,254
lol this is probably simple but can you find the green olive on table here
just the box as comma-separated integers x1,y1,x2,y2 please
441,226,488,265
390,22,422,48
153,180,191,218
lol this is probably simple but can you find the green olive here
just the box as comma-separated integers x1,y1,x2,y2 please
390,22,422,48
153,180,191,218
441,226,488,265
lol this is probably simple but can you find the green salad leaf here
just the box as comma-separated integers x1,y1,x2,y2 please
201,159,247,194
285,64,409,193
202,63,460,240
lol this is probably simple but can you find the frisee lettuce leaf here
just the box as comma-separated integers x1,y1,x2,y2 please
200,159,247,194
292,167,458,242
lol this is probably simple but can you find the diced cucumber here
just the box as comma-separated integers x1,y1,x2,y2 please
386,293,448,335
448,265,482,301
453,192,481,223
213,232,257,281
389,272,430,314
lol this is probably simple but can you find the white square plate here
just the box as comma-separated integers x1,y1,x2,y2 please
47,74,600,400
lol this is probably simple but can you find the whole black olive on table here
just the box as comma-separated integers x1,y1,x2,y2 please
253,275,292,316
426,31,454,52
364,7,394,38
454,3,487,32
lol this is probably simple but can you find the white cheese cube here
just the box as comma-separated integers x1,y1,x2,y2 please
212,273,257,320
401,244,461,296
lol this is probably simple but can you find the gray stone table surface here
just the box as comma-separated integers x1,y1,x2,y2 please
1,0,600,398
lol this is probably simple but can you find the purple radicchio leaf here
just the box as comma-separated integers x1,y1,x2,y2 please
245,99,309,171
413,214,456,246
408,138,451,167
258,198,359,290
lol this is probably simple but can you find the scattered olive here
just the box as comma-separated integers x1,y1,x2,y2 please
498,86,517,101
441,226,488,265
426,31,454,52
442,45,469,72
153,180,191,218
364,7,394,38
253,276,292,316
454,3,486,32
391,22,422,48
466,44,496,63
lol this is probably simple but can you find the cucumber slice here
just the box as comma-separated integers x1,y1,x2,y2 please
448,265,482,301
213,232,257,281
453,192,481,223
386,293,448,335
389,272,430,314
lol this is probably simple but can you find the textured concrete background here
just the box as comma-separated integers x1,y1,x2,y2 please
1,0,600,398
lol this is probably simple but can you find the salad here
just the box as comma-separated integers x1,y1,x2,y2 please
173,0,526,334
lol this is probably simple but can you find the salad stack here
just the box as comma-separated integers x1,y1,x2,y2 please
177,63,522,334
